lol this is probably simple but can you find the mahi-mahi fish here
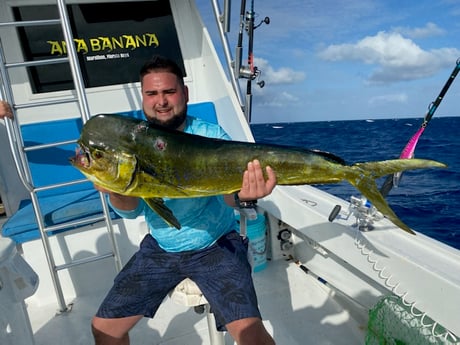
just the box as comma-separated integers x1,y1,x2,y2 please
70,114,447,234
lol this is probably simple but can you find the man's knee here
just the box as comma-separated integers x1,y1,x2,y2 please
92,323,127,345
92,318,123,345
226,317,275,345
91,315,141,345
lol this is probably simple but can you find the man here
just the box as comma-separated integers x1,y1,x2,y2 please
91,55,277,345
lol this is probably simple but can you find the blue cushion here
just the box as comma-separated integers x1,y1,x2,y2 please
2,189,120,243
21,117,87,197
187,102,218,124
2,102,218,244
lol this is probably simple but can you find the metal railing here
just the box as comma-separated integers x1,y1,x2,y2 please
0,0,122,312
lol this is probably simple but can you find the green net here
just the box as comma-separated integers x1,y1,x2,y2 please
366,295,459,345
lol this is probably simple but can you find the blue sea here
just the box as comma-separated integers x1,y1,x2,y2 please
251,116,460,250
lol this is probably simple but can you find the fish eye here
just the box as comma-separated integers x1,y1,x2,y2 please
93,150,103,159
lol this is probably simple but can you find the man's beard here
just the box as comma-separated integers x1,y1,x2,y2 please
147,108,187,130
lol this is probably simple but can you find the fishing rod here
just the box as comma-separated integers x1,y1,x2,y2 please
329,57,460,228
234,0,270,237
235,0,269,123
380,57,460,197
245,0,255,123
234,0,246,85
289,256,369,312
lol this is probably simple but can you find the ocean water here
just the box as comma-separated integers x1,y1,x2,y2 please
251,116,460,250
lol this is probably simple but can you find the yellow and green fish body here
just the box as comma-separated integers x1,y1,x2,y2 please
70,114,447,233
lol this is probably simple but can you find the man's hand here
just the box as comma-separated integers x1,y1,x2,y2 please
238,159,277,201
0,101,13,119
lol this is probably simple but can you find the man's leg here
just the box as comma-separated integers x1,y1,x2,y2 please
189,231,275,344
92,315,143,345
91,234,183,344
226,317,275,345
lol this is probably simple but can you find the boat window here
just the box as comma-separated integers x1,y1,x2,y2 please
12,0,185,94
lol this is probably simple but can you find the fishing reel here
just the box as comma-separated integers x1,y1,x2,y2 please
348,195,383,231
239,65,265,88
328,196,381,231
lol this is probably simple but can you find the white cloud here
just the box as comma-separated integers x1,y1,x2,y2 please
255,58,306,85
368,93,408,105
256,90,300,108
245,59,305,111
393,22,445,39
317,31,460,83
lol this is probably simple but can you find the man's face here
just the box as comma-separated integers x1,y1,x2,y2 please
141,71,189,130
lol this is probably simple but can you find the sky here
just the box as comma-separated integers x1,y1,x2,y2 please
197,0,460,123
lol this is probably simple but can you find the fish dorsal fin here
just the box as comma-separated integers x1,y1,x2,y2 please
143,197,182,230
309,149,346,165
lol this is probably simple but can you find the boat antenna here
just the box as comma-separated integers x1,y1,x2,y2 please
235,0,269,123
380,57,460,197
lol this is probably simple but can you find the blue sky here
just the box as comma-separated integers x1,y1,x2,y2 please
197,0,460,123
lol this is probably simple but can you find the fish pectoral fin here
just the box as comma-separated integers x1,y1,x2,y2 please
117,153,138,191
143,198,182,230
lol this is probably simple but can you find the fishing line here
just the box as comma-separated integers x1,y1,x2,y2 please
380,57,460,197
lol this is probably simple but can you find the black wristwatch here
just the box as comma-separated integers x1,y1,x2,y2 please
234,193,257,209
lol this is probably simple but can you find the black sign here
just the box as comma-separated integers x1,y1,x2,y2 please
14,1,185,93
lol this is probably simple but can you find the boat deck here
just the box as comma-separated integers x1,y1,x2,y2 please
27,259,366,345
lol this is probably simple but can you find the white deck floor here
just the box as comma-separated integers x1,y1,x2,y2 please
27,259,365,345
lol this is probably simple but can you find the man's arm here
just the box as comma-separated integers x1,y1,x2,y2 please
93,184,139,211
224,159,277,207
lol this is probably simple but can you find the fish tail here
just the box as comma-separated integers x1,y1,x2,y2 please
345,158,446,235
348,173,415,234
353,158,446,179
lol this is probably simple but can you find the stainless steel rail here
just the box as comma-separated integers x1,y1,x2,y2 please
0,0,122,313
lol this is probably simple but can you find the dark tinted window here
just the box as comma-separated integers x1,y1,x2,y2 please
14,1,184,93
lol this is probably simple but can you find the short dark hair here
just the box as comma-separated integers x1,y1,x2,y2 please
139,55,184,85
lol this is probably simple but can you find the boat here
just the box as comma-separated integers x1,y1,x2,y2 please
1,1,459,344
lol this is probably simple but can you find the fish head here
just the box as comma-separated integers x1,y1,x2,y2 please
70,140,137,194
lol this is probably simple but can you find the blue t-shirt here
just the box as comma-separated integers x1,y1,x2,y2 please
110,116,237,252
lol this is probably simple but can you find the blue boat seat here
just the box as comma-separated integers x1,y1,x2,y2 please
1,102,218,244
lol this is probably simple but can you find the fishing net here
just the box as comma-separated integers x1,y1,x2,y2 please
366,295,459,345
